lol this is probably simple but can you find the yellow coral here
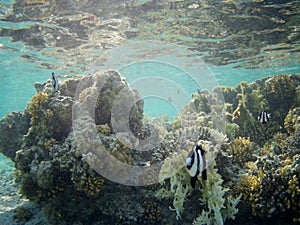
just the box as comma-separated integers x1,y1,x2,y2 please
84,176,105,197
285,174,300,222
236,174,261,215
96,124,111,135
28,92,49,126
227,137,256,165
284,107,300,135
260,142,270,155
245,161,256,171
280,159,292,177
287,175,300,200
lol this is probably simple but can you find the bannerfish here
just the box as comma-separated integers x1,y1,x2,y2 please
52,72,59,92
258,111,270,124
186,143,207,188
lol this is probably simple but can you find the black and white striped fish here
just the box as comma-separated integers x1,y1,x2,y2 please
52,72,59,92
186,143,207,188
258,111,270,124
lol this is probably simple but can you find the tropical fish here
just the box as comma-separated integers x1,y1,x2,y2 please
52,72,59,92
258,111,270,124
186,143,207,188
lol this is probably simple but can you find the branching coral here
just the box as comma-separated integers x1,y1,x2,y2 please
157,151,190,219
157,149,240,224
224,122,239,140
236,174,261,214
193,167,241,225
286,175,300,208
24,92,53,146
284,107,300,135
263,75,298,119
27,92,49,127
226,137,257,166
235,139,300,221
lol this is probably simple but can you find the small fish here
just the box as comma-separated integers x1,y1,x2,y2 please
186,143,207,188
52,72,59,92
258,111,270,124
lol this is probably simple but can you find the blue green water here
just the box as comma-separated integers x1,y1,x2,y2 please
1,0,300,119
1,43,300,119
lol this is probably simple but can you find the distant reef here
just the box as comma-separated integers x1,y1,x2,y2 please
0,72,299,225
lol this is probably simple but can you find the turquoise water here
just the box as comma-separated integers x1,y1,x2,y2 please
1,46,299,119
1,38,299,119
0,0,300,120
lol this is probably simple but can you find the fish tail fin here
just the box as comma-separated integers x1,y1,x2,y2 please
190,176,197,188
201,169,207,180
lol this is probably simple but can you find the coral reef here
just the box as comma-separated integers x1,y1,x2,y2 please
226,137,258,166
284,107,300,136
170,74,300,224
13,206,32,224
0,74,299,224
8,70,146,224
0,112,30,160
158,149,240,225
235,147,300,221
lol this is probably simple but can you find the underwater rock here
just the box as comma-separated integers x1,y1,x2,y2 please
0,112,30,161
34,82,45,92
